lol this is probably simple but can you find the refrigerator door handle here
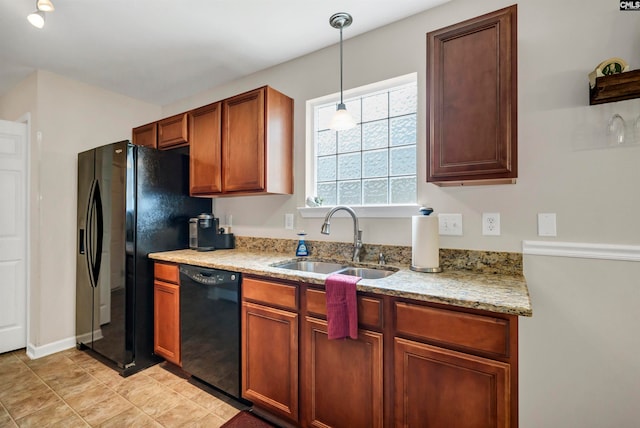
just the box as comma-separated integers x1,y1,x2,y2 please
85,180,96,288
90,181,104,288
84,179,104,289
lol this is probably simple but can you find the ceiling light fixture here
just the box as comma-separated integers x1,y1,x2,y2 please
329,12,357,131
27,10,45,29
37,0,55,12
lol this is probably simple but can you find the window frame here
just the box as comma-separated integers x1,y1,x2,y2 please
301,73,420,219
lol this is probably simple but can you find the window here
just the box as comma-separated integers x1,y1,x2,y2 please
308,74,417,208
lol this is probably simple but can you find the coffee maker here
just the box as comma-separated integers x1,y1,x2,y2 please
189,213,235,251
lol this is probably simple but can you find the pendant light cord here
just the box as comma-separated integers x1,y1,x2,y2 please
339,25,344,105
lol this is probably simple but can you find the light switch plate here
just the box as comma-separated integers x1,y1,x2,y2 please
538,213,557,236
285,213,294,230
439,213,463,236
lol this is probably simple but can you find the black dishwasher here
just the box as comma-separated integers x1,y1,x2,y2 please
179,264,241,400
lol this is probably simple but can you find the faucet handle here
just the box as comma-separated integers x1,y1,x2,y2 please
378,253,386,265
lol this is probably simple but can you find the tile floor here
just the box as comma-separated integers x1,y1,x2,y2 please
0,347,248,427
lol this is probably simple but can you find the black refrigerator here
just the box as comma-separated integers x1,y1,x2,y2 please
76,140,210,376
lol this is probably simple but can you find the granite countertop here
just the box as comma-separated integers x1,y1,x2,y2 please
149,247,532,317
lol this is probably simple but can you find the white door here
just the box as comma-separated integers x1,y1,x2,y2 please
0,119,28,353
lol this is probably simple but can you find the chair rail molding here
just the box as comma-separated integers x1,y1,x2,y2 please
522,241,640,262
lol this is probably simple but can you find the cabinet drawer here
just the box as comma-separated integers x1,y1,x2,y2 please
395,302,509,357
243,278,297,311
154,262,179,284
306,288,382,330
158,113,188,148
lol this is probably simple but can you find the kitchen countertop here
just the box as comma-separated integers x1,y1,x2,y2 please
149,248,532,317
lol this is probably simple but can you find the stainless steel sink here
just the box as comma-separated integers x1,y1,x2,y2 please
272,259,396,279
273,260,349,274
335,267,397,279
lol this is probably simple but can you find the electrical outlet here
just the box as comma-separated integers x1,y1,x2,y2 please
538,213,557,236
285,213,294,230
438,213,463,236
482,213,501,236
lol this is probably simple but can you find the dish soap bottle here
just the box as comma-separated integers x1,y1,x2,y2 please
296,232,309,257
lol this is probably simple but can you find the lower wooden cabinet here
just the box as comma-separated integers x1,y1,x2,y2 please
303,317,383,428
242,279,299,422
394,337,510,428
153,263,181,366
240,277,519,428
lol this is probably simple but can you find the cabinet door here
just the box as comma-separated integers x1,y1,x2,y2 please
189,102,222,195
132,122,157,148
153,280,180,366
303,317,383,428
242,301,298,422
158,113,188,149
222,88,265,193
394,337,510,428
427,5,517,185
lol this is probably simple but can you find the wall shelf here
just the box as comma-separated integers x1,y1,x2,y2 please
590,69,640,105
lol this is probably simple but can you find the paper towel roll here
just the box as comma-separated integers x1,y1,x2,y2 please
411,215,441,272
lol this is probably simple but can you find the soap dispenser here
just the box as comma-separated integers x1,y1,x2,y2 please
296,232,309,257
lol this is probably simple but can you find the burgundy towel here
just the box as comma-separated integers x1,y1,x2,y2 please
325,273,360,340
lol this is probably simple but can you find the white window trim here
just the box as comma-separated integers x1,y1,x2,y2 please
303,73,418,218
298,204,422,219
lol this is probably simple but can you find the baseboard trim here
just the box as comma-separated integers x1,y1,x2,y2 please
522,241,640,262
27,336,76,360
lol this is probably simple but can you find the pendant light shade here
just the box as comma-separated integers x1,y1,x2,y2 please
329,12,356,131
329,103,356,131
37,0,55,12
27,10,45,28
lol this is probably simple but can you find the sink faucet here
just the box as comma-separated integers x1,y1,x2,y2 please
320,206,362,262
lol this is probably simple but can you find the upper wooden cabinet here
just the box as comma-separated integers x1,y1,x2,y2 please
189,86,293,196
132,122,157,148
427,5,517,186
158,113,188,149
189,102,222,194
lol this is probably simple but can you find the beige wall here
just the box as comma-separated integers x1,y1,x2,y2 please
1,0,639,425
162,0,640,426
0,70,161,349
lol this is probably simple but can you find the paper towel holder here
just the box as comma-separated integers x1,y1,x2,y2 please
410,207,442,273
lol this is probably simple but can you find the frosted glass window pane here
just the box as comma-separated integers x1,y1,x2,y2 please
363,178,388,205
390,146,416,176
312,76,417,207
362,93,388,122
318,105,336,131
317,183,337,206
363,120,388,150
338,181,361,205
390,114,417,147
338,127,361,153
317,130,336,156
338,153,361,180
390,177,416,204
362,150,388,178
317,156,336,182
390,85,417,117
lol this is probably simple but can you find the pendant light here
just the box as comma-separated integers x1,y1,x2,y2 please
329,12,357,131
27,10,45,29
27,0,55,29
